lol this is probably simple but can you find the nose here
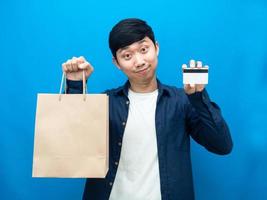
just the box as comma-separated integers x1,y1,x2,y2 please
134,53,145,69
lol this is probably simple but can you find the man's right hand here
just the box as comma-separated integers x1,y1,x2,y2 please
62,56,94,81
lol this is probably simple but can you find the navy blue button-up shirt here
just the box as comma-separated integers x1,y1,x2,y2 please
67,79,233,200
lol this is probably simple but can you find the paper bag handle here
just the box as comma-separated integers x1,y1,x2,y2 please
59,70,87,101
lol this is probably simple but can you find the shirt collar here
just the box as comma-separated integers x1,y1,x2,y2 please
114,78,171,97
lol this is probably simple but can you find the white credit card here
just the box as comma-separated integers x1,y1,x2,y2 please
183,67,209,84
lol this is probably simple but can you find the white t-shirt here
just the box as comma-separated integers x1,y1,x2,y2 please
109,89,162,200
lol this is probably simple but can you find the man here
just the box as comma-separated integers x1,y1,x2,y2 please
62,18,233,200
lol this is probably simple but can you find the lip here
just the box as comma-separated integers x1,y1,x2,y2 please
136,67,149,74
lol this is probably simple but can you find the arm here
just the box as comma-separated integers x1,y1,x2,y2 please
66,80,83,94
185,89,233,155
61,56,94,94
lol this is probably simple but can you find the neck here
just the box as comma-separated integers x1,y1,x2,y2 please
129,76,158,93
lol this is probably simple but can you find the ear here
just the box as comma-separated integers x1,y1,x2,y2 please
112,57,121,70
155,41,160,56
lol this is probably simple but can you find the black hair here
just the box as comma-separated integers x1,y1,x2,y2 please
108,18,156,59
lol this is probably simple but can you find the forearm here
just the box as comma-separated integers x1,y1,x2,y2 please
186,89,233,155
66,80,83,94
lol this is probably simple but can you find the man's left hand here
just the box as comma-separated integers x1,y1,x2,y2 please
184,84,205,95
183,59,206,95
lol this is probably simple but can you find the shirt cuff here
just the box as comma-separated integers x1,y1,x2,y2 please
187,89,223,125
186,89,211,107
66,79,83,94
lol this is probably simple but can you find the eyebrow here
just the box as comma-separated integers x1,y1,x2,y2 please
118,39,147,53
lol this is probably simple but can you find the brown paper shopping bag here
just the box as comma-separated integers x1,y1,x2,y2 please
32,71,109,178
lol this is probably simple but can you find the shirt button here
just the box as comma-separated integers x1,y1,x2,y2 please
122,122,126,126
115,162,118,165
118,142,122,146
126,101,129,105
109,182,113,186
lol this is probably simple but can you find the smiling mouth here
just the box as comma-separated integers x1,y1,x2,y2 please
136,67,149,73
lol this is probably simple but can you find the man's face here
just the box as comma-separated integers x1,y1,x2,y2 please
113,36,159,85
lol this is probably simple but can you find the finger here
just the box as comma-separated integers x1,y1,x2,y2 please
196,84,205,88
185,83,195,89
62,63,68,73
182,64,187,73
86,65,94,77
189,84,195,88
184,84,191,90
196,84,205,91
184,84,195,94
190,59,196,68
71,60,78,72
79,62,94,78
184,83,196,89
66,60,73,72
77,56,86,64
78,61,93,71
72,56,78,68
197,61,202,68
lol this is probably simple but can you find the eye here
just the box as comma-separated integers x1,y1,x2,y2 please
122,53,132,60
140,46,149,53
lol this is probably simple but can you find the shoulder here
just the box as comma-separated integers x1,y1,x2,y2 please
103,85,125,96
160,82,188,100
159,82,190,114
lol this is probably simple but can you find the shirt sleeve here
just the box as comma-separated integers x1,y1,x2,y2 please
185,89,233,155
66,80,83,94
66,79,109,94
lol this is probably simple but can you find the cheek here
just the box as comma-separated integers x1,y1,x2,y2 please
118,60,134,72
146,51,158,65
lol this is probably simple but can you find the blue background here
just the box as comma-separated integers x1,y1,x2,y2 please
1,0,267,199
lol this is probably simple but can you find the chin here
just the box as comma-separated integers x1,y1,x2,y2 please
140,73,156,84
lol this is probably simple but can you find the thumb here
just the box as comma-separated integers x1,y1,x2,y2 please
78,62,89,70
77,56,86,64
189,84,195,88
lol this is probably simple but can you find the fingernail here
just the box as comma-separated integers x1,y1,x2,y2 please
190,60,195,68
197,61,202,68
182,64,187,69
